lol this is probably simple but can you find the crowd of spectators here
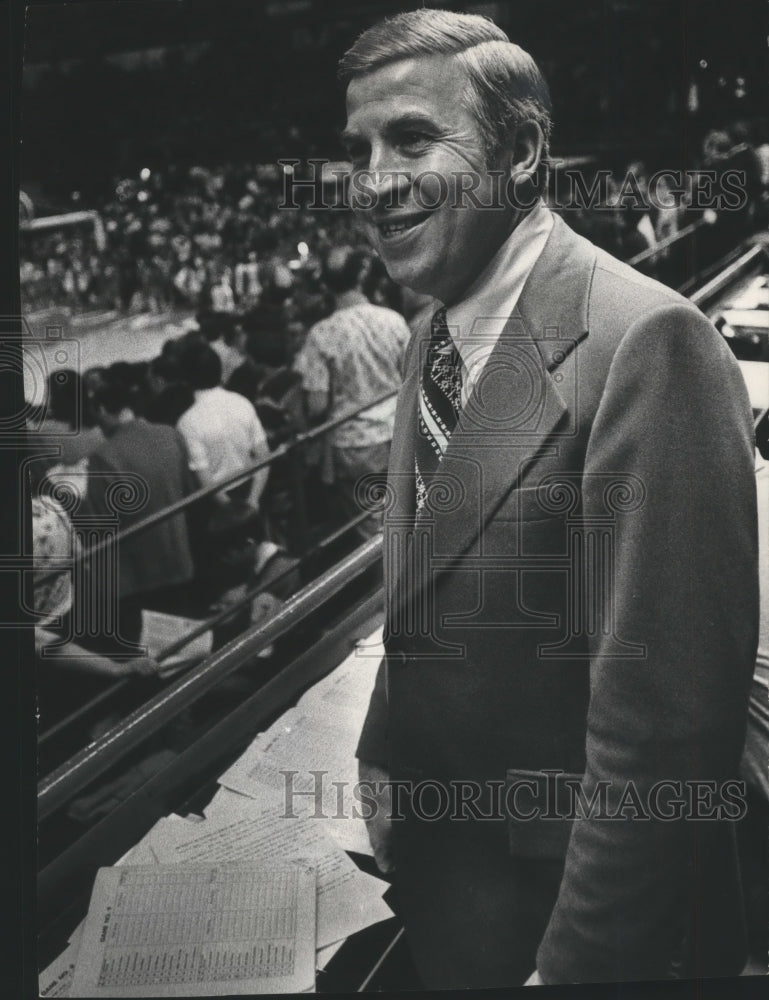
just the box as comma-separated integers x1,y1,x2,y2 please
29,323,290,734
29,244,408,675
29,239,415,741
554,120,769,283
20,161,363,315
21,118,769,317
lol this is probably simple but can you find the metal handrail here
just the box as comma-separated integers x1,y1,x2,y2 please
625,216,709,267
32,385,397,584
689,243,767,308
38,533,382,820
38,506,373,748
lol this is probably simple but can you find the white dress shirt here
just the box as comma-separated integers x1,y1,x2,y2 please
177,385,270,508
443,202,554,407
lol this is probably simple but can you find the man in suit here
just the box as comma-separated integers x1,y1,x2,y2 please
340,9,759,988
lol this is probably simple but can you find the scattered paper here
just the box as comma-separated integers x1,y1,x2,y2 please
316,938,344,971
217,700,375,856
39,939,79,998
147,801,391,949
203,784,256,820
69,862,316,997
42,626,388,996
40,832,164,997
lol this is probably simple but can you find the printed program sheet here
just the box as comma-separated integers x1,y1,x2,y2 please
69,862,316,996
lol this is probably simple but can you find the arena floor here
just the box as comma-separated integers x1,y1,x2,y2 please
22,306,196,406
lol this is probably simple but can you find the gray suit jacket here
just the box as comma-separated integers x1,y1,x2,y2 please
357,214,758,984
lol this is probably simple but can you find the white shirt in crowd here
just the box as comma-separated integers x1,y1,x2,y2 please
177,385,270,509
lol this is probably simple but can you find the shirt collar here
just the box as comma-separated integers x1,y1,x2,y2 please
443,202,554,381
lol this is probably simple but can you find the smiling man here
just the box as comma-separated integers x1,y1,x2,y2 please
339,8,758,989
341,30,548,305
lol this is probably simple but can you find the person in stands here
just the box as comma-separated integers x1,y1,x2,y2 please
293,246,411,536
85,364,197,649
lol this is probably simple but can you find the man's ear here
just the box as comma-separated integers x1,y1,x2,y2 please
506,120,546,207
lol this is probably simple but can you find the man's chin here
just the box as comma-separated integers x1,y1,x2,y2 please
379,256,434,296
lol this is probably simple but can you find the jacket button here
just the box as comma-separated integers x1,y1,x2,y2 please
391,650,408,667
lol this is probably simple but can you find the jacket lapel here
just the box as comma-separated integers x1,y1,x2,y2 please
384,214,596,613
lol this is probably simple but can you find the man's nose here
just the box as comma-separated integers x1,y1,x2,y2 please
356,153,412,210
377,169,412,203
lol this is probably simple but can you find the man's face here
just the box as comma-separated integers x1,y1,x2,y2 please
344,54,516,305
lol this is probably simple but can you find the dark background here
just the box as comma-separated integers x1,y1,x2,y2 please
20,0,768,210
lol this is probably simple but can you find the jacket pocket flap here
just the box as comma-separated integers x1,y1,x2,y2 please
505,768,583,860
495,484,575,523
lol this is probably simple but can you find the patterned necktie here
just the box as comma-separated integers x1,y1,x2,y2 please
414,307,463,517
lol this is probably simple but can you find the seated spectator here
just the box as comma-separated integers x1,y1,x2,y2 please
651,172,683,254
726,121,764,219
176,343,270,513
618,161,657,263
107,360,151,417
85,365,197,649
173,255,207,306
616,202,654,263
242,272,297,368
699,126,762,260
82,367,108,423
32,487,159,730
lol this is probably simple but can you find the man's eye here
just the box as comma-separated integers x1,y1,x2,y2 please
400,132,430,151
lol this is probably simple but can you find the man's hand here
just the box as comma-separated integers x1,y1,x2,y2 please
523,970,544,986
358,759,395,875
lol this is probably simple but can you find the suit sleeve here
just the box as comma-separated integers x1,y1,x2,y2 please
536,303,759,983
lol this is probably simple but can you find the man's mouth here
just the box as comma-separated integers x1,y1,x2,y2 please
375,211,431,239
